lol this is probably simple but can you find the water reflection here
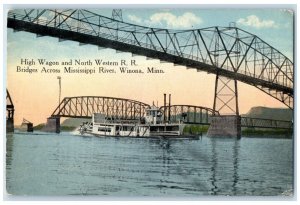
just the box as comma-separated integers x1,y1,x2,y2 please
232,139,240,195
209,137,240,195
210,138,218,195
6,134,14,167
160,139,171,194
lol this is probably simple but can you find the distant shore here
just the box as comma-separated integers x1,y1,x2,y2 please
183,125,293,138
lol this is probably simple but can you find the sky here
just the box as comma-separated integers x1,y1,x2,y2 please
6,8,294,125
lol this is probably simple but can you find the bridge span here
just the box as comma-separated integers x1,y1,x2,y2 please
51,96,150,121
48,96,292,130
7,9,293,110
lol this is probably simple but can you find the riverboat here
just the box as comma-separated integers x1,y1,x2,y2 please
78,105,191,138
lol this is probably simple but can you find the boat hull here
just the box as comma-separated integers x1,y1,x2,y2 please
82,130,199,140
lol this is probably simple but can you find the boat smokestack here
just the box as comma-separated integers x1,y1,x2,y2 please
168,94,171,122
164,93,166,123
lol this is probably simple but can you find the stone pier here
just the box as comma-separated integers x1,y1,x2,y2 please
42,116,60,133
207,115,241,138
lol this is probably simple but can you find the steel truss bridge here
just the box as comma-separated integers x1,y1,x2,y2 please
51,96,292,129
7,9,293,111
52,96,150,122
160,105,216,125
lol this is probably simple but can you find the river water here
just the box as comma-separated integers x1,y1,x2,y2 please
6,131,293,197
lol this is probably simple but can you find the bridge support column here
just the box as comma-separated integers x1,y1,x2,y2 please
6,118,14,133
6,90,14,133
42,116,60,133
207,115,241,138
213,75,239,116
210,73,241,138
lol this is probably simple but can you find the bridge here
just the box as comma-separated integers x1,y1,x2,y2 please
160,105,216,125
7,9,294,136
48,96,292,130
51,96,217,124
51,96,150,121
7,9,293,109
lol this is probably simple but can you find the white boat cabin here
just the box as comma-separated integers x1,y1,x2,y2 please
86,106,183,137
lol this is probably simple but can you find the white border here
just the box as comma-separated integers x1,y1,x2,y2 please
1,0,299,204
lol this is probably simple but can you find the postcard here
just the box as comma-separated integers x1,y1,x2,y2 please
5,7,294,198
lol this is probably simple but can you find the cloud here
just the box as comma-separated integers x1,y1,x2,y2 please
127,14,142,24
127,12,202,29
237,15,278,29
148,12,202,28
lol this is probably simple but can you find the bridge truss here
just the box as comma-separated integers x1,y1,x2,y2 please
241,117,292,129
51,96,150,122
7,9,293,109
160,105,218,125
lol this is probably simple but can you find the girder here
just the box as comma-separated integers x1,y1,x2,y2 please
7,9,293,108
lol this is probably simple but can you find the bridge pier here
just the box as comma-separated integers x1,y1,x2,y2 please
6,90,15,133
6,118,14,133
207,115,241,138
42,116,60,133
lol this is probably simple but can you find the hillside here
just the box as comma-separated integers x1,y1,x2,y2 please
61,118,91,127
242,106,293,121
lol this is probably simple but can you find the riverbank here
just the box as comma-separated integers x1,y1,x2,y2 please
33,123,77,131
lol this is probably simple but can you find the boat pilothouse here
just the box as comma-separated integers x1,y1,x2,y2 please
79,105,184,138
145,105,183,137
